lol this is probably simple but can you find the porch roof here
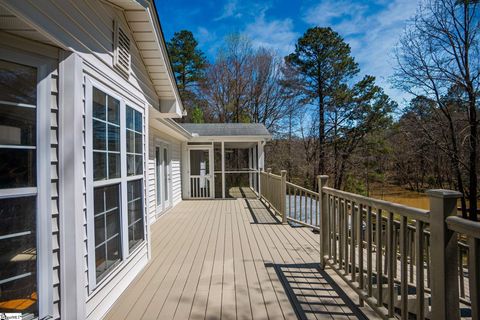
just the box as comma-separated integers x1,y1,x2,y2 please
179,123,272,139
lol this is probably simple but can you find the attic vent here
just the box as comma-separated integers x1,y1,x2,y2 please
113,20,131,76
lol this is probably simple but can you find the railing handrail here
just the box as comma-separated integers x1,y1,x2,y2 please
260,170,282,180
446,216,480,238
323,186,430,222
286,181,319,196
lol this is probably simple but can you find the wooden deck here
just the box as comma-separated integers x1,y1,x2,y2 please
105,198,379,320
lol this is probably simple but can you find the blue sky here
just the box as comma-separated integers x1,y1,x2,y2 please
155,0,419,105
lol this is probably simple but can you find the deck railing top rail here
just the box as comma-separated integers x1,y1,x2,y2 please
446,215,480,238
286,181,319,197
323,186,430,222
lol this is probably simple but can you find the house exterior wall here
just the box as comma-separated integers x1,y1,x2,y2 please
0,1,183,319
147,128,183,225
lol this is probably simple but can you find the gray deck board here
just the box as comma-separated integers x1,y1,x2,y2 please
105,198,379,320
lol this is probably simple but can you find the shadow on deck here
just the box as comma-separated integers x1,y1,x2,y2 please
267,262,367,320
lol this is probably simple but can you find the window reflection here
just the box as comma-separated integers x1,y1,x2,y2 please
93,184,122,281
0,60,37,316
0,197,37,315
0,60,36,105
126,106,143,177
92,88,120,181
0,104,35,146
127,179,144,250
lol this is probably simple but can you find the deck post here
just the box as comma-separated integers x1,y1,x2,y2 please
280,170,287,224
266,168,272,207
318,175,329,269
427,189,462,320
469,237,480,320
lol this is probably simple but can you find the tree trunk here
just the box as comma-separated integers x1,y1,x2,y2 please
333,109,339,188
446,115,468,218
468,93,478,221
318,90,325,175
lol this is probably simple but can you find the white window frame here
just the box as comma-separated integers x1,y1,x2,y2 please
0,48,54,319
85,78,146,292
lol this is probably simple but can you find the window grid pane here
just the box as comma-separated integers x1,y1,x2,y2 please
92,87,120,181
126,106,143,176
127,179,144,250
93,184,122,281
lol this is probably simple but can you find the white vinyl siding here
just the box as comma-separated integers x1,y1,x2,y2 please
148,127,182,224
2,0,158,108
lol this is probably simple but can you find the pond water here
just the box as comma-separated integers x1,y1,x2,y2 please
369,189,430,210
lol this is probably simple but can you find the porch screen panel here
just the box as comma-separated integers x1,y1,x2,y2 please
0,60,38,316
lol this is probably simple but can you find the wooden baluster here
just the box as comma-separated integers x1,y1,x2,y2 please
194,178,197,197
387,211,395,318
459,245,465,299
327,195,333,259
400,216,408,320
339,198,344,269
415,220,425,320
426,234,431,288
333,196,337,264
344,199,349,274
294,188,297,221
351,201,356,281
367,206,373,297
384,218,388,276
409,229,414,284
393,223,398,278
357,203,364,306
310,194,313,226
376,208,383,307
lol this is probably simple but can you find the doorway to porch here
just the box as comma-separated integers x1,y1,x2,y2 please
188,147,213,199
155,143,171,215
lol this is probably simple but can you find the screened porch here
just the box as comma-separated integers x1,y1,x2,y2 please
180,123,270,200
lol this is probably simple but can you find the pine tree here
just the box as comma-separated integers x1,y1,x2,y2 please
285,27,358,175
167,30,207,122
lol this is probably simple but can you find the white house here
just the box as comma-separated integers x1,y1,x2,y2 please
0,1,270,319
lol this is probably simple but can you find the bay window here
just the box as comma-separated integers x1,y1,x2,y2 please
88,82,145,287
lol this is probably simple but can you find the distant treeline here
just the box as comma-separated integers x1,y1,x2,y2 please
167,0,479,220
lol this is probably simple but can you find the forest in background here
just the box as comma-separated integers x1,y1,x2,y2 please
167,0,480,220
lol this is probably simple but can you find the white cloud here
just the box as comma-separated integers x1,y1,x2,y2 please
302,0,419,105
214,0,241,21
303,0,368,29
244,13,298,57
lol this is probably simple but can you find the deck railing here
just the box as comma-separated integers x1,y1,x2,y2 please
258,169,479,320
